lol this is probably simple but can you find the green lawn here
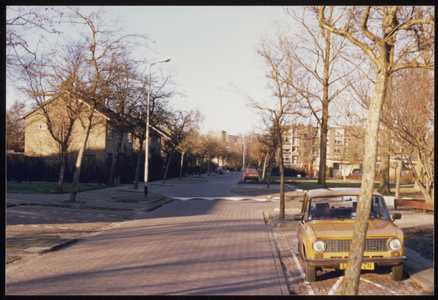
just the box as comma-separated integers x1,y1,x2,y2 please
270,176,416,196
6,182,109,194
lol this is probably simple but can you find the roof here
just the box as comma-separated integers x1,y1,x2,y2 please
20,92,110,121
21,93,171,140
149,124,171,140
306,188,383,198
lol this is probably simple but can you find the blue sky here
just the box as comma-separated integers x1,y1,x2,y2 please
7,6,290,135
115,6,287,135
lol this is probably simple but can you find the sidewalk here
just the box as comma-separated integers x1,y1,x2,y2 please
6,178,188,256
264,203,434,294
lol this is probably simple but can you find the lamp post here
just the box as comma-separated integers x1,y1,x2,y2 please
144,57,170,197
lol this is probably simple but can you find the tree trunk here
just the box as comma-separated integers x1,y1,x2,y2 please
199,156,203,177
179,151,186,180
70,109,95,202
378,150,391,194
277,133,285,221
262,152,269,183
413,151,423,191
378,127,391,194
108,132,123,187
267,149,275,188
395,159,402,199
162,150,174,184
57,150,67,193
317,102,329,188
133,137,144,189
342,70,389,295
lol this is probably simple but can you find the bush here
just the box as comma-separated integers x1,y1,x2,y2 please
389,172,415,184
271,167,307,177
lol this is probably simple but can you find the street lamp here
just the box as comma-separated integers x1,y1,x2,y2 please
144,57,170,197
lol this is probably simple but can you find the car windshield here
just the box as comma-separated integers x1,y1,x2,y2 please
307,195,389,221
247,170,257,173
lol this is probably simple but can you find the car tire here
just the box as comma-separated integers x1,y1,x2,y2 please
391,263,404,281
305,261,316,282
298,244,304,260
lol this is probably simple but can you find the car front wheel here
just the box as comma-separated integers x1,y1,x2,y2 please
391,263,404,281
305,261,316,282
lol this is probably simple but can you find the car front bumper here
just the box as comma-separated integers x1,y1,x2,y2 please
306,256,407,267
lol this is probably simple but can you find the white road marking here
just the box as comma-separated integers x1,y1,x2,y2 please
360,278,398,295
328,276,344,295
173,197,269,201
290,250,315,295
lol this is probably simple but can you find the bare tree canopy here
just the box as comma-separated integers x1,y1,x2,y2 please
318,6,434,295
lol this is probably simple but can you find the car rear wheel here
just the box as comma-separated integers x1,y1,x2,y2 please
391,263,404,281
305,261,316,282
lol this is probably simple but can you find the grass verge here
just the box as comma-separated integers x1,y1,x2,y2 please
6,182,109,194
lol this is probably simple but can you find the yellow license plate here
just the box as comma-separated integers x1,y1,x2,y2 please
339,262,374,270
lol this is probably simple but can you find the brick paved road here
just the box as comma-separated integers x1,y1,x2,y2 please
270,224,429,295
7,205,135,239
6,199,288,295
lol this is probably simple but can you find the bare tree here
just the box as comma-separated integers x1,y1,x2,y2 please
7,6,62,81
281,7,363,188
162,110,201,183
381,68,434,202
6,100,26,152
318,6,434,294
16,43,83,194
131,70,177,189
244,36,302,221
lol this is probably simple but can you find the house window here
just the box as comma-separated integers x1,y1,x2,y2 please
127,133,132,143
304,133,308,139
83,155,95,166
39,124,47,130
106,126,113,139
292,156,298,164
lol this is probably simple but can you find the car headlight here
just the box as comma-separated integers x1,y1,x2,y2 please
388,238,402,251
312,239,326,253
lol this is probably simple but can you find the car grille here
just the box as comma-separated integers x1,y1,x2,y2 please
325,239,388,252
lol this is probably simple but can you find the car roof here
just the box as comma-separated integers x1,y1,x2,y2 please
306,188,383,198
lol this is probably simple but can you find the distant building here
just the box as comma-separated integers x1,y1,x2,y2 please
282,125,369,177
209,130,227,143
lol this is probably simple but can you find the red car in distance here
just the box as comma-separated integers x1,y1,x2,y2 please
243,168,259,182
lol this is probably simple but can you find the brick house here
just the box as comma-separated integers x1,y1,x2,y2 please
21,93,169,170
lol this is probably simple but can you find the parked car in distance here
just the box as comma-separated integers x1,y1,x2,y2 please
215,167,223,174
294,188,406,282
243,168,259,182
348,170,363,179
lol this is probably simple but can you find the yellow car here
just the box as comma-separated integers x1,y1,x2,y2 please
294,188,406,282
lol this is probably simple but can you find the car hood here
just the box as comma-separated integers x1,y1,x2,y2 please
309,220,398,239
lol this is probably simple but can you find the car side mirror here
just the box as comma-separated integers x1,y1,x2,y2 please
392,213,401,221
294,214,304,221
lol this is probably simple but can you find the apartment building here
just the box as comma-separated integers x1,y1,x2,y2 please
283,125,366,177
